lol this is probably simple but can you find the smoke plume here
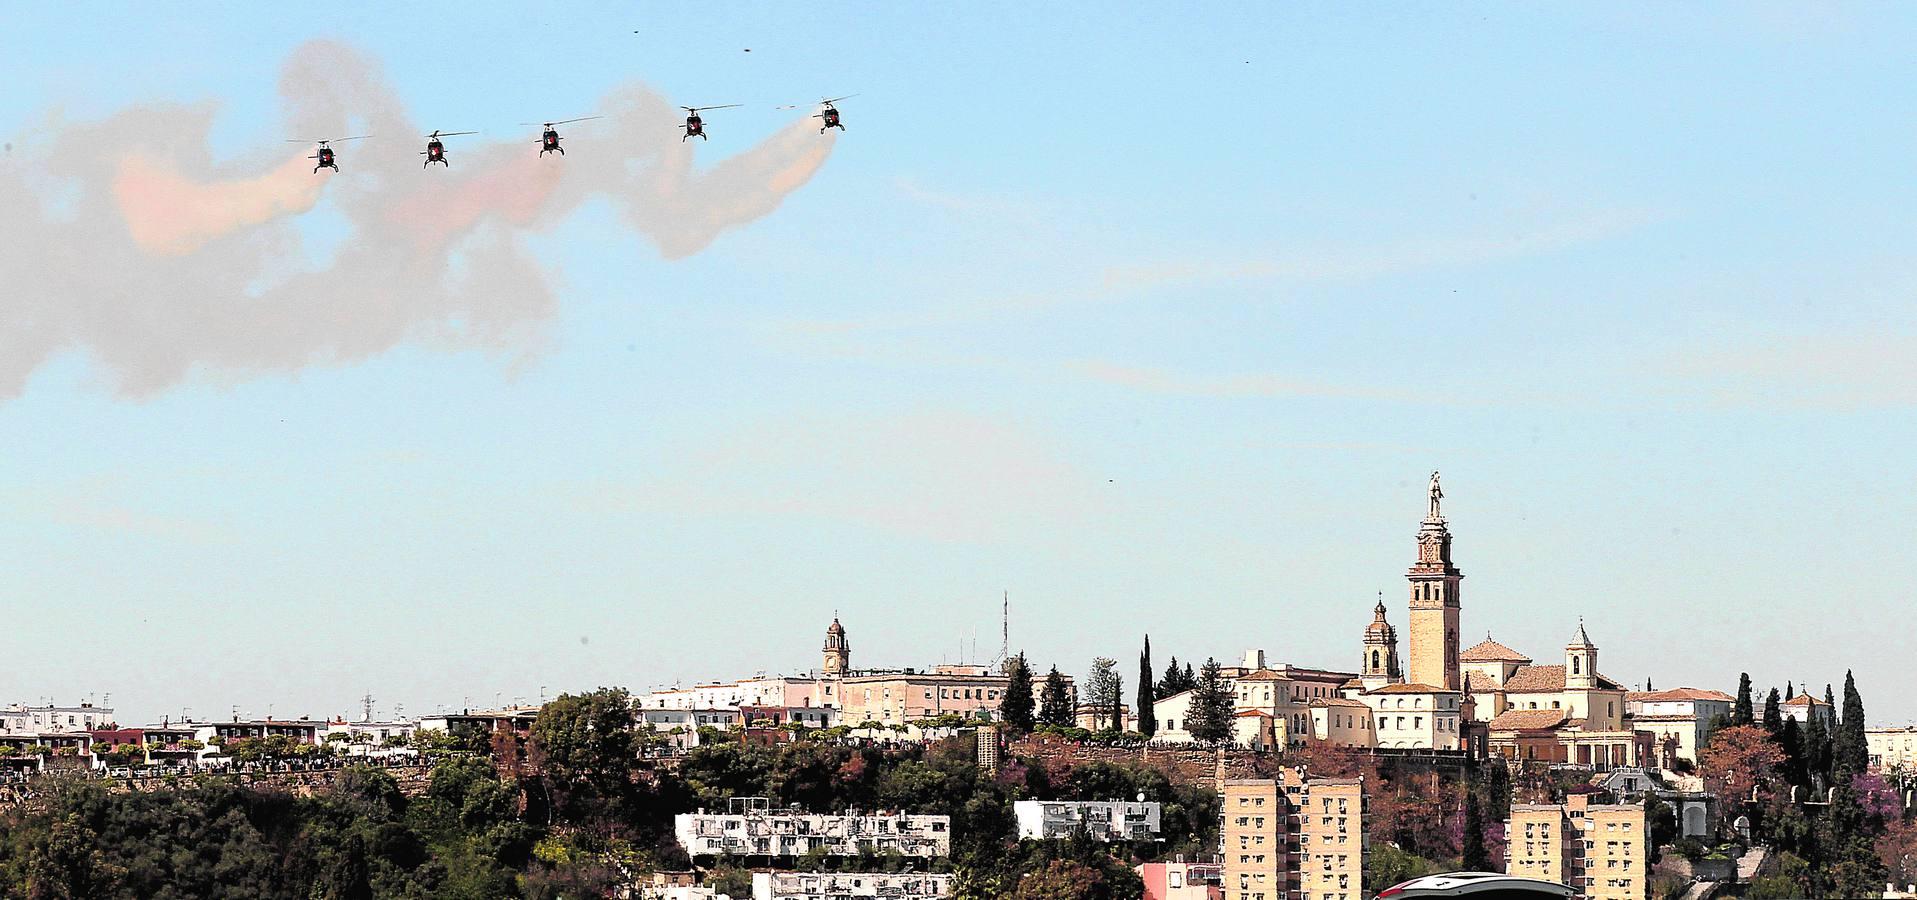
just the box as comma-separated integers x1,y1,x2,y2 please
0,40,835,398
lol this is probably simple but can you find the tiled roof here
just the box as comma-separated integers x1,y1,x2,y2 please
1783,694,1830,707
1502,665,1628,693
1235,668,1287,682
1463,671,1499,693
1502,665,1567,692
1460,637,1532,663
1369,683,1454,695
1310,698,1370,708
1233,710,1274,718
1487,708,1569,731
1628,688,1734,703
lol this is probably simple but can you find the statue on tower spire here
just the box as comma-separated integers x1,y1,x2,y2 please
1427,471,1444,521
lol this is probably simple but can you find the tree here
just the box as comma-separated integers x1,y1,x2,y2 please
1009,859,1138,900
1801,708,1831,787
1699,724,1787,803
526,687,639,821
1156,656,1191,701
1644,793,1677,865
1835,670,1868,779
1461,792,1491,872
1185,658,1235,744
1733,673,1754,726
1086,658,1121,732
1000,654,1036,733
1136,637,1156,737
1039,668,1073,728
1762,688,1783,734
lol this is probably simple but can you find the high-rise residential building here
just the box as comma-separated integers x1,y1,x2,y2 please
1222,779,1287,900
1222,769,1367,900
1507,794,1646,900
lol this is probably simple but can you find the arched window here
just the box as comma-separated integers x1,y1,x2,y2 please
1572,657,1581,675
1371,651,1380,669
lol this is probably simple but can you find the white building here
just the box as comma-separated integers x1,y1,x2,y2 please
1013,799,1162,841
1781,692,1835,728
1869,726,1917,772
1349,683,1465,750
675,800,951,860
5,702,114,733
751,872,950,900
1625,688,1734,766
325,720,418,747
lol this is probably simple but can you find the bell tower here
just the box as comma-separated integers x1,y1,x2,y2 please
1566,621,1597,690
1407,472,1462,690
1360,595,1402,690
822,616,850,676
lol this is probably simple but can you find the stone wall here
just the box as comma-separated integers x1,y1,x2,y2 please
1006,736,1279,790
0,764,437,811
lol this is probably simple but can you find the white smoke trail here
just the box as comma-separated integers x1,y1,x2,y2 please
0,40,836,398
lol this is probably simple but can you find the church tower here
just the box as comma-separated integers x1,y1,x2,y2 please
1407,472,1462,690
822,616,850,676
1565,620,1597,690
1360,596,1402,689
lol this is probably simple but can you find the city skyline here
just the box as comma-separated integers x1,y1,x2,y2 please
4,4,1915,726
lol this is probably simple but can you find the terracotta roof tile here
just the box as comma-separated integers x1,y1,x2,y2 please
1310,698,1370,708
1460,637,1532,663
1369,683,1454,695
1627,688,1734,703
1488,708,1569,731
1502,665,1567,693
1783,694,1829,707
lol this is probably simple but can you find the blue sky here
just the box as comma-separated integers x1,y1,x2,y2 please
4,3,1914,725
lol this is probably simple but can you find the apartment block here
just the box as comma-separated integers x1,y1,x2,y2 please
1013,799,1162,841
1223,769,1366,900
1508,794,1645,900
674,799,950,860
750,872,951,900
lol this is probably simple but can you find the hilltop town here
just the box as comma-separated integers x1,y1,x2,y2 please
3,478,1910,900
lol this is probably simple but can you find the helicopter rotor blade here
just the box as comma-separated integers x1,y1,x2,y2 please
545,116,603,127
684,104,742,113
331,135,373,142
820,94,859,104
427,131,479,137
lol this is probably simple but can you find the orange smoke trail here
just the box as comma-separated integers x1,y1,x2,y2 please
113,153,324,256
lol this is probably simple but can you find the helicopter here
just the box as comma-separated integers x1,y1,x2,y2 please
288,136,370,173
779,95,857,133
679,105,741,141
420,130,477,167
523,116,602,156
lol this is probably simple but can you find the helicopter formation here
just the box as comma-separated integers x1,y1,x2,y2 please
285,95,853,174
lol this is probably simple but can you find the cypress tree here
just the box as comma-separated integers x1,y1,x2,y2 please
1462,792,1491,872
1000,653,1036,733
1137,636,1157,737
1762,688,1783,734
1039,667,1073,728
1733,673,1755,726
1110,672,1125,734
1835,670,1868,779
1158,655,1182,701
1803,705,1831,786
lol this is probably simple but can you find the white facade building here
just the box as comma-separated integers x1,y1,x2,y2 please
675,801,951,860
1625,688,1734,766
5,703,114,733
751,872,950,900
1013,800,1162,841
1869,726,1917,772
